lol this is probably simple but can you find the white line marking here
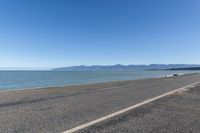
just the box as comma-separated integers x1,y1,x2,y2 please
62,81,200,133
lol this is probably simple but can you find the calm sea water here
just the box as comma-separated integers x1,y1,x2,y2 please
0,70,199,91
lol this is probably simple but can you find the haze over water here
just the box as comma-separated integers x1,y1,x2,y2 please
0,70,199,91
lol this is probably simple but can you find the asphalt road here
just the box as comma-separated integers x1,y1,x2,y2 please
0,73,200,133
80,83,200,133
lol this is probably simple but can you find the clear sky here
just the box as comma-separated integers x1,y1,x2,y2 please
0,0,200,68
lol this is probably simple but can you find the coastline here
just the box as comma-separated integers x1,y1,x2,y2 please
1,73,200,132
0,72,198,93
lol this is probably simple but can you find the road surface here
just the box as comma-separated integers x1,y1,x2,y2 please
79,83,200,133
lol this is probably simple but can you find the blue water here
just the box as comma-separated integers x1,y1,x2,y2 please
0,70,199,91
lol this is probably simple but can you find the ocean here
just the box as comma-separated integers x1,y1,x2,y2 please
0,70,199,91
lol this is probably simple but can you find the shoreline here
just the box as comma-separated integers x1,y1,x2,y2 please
1,72,200,132
0,72,198,93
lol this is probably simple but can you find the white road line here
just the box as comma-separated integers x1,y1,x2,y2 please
62,81,200,133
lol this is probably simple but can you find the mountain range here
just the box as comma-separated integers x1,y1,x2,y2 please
52,64,200,71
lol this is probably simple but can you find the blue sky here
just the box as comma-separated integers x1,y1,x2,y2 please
0,0,200,68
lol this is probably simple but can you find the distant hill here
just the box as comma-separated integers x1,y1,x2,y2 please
169,67,200,70
52,64,200,71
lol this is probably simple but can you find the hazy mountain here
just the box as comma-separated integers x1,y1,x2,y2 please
52,64,200,71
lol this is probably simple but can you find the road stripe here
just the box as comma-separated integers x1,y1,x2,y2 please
62,81,200,133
